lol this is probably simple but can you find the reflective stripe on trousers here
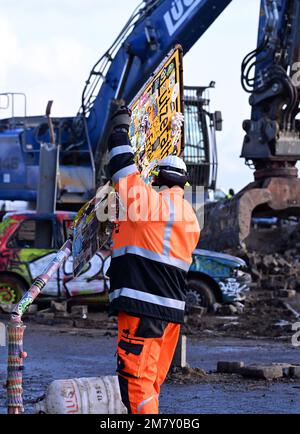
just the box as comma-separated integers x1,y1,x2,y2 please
137,394,158,414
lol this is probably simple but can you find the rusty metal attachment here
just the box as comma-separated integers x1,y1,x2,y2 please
200,177,300,252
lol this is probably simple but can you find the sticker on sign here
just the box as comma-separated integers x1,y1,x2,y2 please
129,45,184,184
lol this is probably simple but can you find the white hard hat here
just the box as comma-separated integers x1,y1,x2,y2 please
158,155,187,176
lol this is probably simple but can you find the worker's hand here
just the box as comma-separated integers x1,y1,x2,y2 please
110,105,132,133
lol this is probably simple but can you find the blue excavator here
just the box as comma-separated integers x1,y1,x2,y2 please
0,0,300,251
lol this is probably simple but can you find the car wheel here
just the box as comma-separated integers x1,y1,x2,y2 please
186,278,216,312
0,274,27,305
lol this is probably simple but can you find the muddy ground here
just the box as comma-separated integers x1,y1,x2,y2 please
1,311,300,414
185,290,300,340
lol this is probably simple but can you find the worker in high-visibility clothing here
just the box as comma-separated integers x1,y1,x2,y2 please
107,106,200,414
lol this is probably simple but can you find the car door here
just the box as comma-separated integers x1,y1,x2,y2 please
7,216,61,296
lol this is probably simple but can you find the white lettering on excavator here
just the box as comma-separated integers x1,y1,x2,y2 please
164,0,201,36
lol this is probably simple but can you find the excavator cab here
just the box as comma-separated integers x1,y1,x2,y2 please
0,93,95,207
183,84,222,194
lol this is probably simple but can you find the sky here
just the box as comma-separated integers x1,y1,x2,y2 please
0,0,262,192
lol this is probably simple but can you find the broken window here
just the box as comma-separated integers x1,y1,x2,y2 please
8,219,54,249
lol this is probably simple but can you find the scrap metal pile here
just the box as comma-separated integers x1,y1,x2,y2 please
239,221,300,293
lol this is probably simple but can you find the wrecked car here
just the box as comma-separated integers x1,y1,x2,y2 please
0,211,110,305
186,249,251,311
0,212,251,313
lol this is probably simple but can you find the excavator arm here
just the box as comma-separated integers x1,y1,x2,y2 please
242,0,300,172
80,0,232,174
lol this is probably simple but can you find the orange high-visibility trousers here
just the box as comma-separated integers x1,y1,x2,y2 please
116,312,180,414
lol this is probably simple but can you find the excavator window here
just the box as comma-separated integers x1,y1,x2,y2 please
184,104,207,162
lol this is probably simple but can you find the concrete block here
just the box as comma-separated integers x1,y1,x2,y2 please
289,365,300,378
240,365,283,380
51,300,67,313
35,311,55,325
36,312,55,320
276,289,297,299
282,302,300,319
0,303,13,313
271,363,292,378
27,304,38,314
212,303,222,313
36,307,52,316
233,302,245,314
217,361,245,374
218,305,238,316
71,305,88,319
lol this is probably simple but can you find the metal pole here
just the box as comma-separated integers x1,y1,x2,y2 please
36,142,59,214
7,239,72,413
36,101,59,247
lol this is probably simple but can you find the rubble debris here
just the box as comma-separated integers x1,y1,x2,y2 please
217,361,244,374
167,366,207,384
240,365,283,380
216,304,238,316
275,289,297,299
274,320,290,327
233,302,245,314
232,232,300,293
281,302,300,319
215,360,300,381
50,300,67,313
0,303,13,314
35,310,55,322
270,363,293,378
25,305,38,314
26,309,118,333
70,305,88,319
195,291,298,338
212,303,222,313
10,290,297,340
187,305,206,317
73,314,118,333
289,366,300,378
210,302,244,317
35,302,69,324
167,360,300,385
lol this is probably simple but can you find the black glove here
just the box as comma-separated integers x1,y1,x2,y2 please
110,105,132,133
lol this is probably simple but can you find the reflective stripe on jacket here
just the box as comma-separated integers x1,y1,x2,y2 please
107,131,200,323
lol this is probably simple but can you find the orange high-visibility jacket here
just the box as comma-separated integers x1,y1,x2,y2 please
107,131,200,323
